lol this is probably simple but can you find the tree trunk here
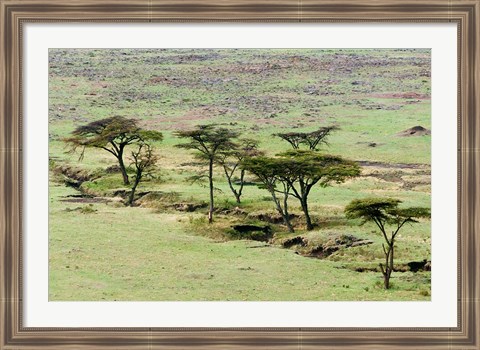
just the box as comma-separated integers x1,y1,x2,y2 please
380,263,390,289
270,191,294,233
383,266,390,289
224,166,242,204
208,157,214,223
382,242,394,289
278,205,294,233
236,169,245,204
282,190,294,233
117,150,130,185
387,241,395,289
127,177,140,206
300,198,314,230
224,167,241,204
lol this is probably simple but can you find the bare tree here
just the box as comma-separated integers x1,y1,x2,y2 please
126,142,158,206
217,139,263,204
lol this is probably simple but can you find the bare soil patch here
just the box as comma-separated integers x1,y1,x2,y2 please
147,76,188,87
353,259,431,273
372,92,430,99
359,161,430,191
247,212,299,224
141,106,234,130
300,234,374,259
357,161,429,169
282,236,308,248
396,126,431,137
61,196,108,204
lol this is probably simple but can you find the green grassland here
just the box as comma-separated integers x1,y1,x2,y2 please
49,48,431,301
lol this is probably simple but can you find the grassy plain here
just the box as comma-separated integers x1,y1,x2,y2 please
49,49,431,301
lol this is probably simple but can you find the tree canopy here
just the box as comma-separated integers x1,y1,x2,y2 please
64,116,163,185
174,125,239,158
277,150,360,230
345,197,430,228
242,150,360,231
274,126,338,150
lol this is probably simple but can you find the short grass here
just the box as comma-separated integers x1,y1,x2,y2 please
49,184,430,301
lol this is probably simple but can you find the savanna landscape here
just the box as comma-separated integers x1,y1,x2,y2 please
49,48,431,301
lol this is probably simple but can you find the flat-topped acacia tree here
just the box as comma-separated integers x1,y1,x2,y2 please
174,125,240,223
242,150,360,232
278,150,360,230
64,116,163,185
274,126,338,150
345,198,430,289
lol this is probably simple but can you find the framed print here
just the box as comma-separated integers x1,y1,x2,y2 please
1,0,479,349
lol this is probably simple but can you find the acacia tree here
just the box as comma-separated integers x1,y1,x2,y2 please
241,156,295,232
243,151,360,231
278,150,360,230
126,142,158,206
274,126,338,150
174,125,240,223
64,116,163,185
345,198,430,289
216,139,263,204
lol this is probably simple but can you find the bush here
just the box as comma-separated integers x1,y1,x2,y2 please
80,204,97,214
